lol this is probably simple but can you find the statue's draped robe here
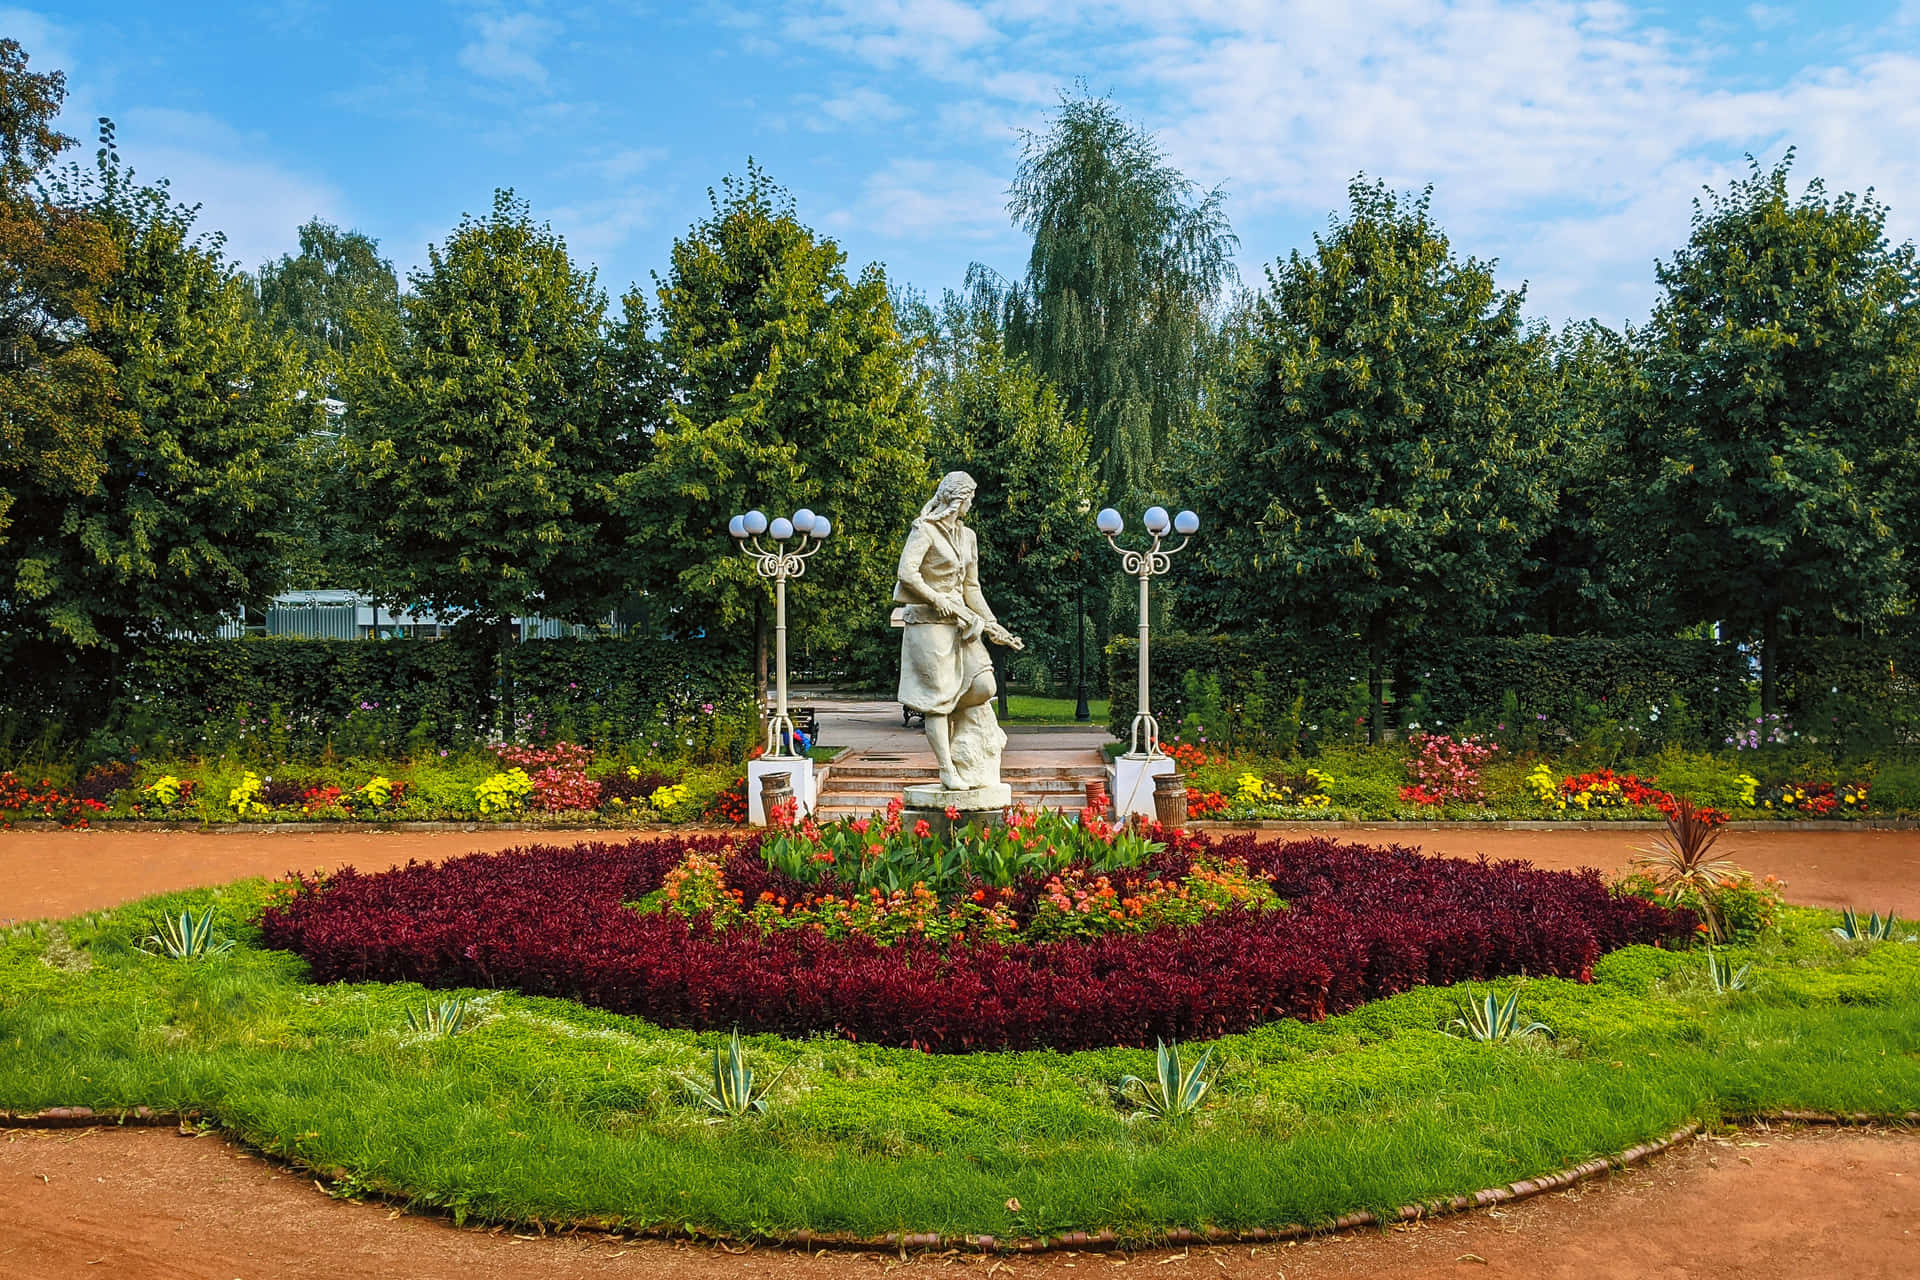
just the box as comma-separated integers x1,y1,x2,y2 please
894,516,1006,788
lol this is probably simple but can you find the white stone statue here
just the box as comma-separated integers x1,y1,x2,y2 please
895,471,1024,800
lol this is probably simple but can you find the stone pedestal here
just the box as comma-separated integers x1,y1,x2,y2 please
902,782,1011,838
1108,754,1176,821
748,755,816,826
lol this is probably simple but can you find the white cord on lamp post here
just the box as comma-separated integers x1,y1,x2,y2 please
1097,504,1200,759
729,507,831,757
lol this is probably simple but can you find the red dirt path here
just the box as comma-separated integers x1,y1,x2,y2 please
0,1124,1913,1279
2,824,1917,923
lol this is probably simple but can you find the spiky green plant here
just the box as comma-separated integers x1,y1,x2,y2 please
1445,990,1553,1041
1704,947,1752,994
139,908,235,960
1831,909,1914,944
405,998,471,1037
1119,1038,1216,1121
681,1030,784,1120
1632,798,1743,941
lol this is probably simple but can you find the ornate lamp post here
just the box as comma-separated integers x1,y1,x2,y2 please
729,506,831,822
1097,504,1199,817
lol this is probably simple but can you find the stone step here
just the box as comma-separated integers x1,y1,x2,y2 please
826,764,1107,780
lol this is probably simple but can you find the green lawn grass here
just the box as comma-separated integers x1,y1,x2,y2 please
2,886,1916,1242
1006,694,1110,725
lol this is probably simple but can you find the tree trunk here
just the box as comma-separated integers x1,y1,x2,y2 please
498,618,518,740
1761,604,1779,718
1367,611,1388,747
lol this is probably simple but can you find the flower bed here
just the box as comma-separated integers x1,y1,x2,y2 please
260,832,1691,1052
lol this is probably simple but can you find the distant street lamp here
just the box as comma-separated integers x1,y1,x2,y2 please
729,507,831,759
1073,497,1092,724
1098,504,1199,782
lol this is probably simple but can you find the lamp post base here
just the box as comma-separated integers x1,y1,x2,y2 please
1108,754,1176,821
748,755,816,825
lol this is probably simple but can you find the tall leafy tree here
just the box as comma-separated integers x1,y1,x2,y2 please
981,90,1235,504
905,288,1098,698
1627,155,1919,712
343,190,624,661
620,163,927,681
0,40,127,548
1194,179,1557,742
257,217,400,374
7,119,310,714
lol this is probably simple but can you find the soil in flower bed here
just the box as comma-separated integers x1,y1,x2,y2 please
260,834,1692,1051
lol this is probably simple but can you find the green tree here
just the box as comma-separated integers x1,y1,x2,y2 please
905,288,1098,700
0,40,127,547
1512,322,1651,635
343,190,624,684
1628,155,1919,713
981,90,1236,504
6,120,310,713
1194,179,1557,742
620,164,927,682
257,217,400,374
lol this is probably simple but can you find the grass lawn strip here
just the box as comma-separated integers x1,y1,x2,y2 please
0,880,1916,1244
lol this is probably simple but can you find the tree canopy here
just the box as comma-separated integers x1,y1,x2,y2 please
620,163,928,678
343,190,624,639
1627,155,1919,710
1193,179,1558,740
980,90,1235,506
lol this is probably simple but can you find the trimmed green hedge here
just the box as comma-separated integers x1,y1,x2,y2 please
108,638,754,759
1777,635,1920,754
1403,635,1749,751
1109,633,1748,752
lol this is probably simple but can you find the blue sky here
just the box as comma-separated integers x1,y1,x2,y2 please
13,1,1920,328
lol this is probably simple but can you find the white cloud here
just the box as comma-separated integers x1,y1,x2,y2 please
811,86,909,128
113,107,346,270
834,156,1014,244
458,11,555,87
772,0,1920,322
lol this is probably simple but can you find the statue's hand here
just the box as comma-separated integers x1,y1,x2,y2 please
985,622,1025,651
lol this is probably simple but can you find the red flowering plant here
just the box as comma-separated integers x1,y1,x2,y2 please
491,741,601,813
0,772,107,828
705,777,749,824
1755,780,1868,816
1399,733,1497,806
1186,788,1230,818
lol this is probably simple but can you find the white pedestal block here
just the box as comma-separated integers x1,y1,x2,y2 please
748,756,816,825
902,783,1013,811
1108,754,1175,821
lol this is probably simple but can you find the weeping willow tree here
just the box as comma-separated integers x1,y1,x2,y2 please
975,90,1237,505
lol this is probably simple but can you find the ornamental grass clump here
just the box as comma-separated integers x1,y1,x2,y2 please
1632,798,1743,941
1445,990,1552,1041
1830,909,1915,944
140,907,235,960
681,1030,784,1120
1119,1038,1216,1122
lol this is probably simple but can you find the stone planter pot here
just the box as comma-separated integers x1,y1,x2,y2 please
758,771,794,824
1152,771,1188,829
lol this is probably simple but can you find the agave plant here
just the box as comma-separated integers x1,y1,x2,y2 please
139,908,235,959
681,1029,784,1120
1632,798,1743,941
1119,1038,1216,1121
1704,947,1752,994
1445,990,1553,1041
1830,909,1914,944
405,998,472,1037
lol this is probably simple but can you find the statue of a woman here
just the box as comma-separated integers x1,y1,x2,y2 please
895,471,1024,792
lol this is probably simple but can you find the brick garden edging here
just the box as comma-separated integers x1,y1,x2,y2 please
4,1106,1913,1252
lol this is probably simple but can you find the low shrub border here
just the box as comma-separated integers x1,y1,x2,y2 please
260,835,1692,1051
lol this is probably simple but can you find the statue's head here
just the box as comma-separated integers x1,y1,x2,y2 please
919,470,976,522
